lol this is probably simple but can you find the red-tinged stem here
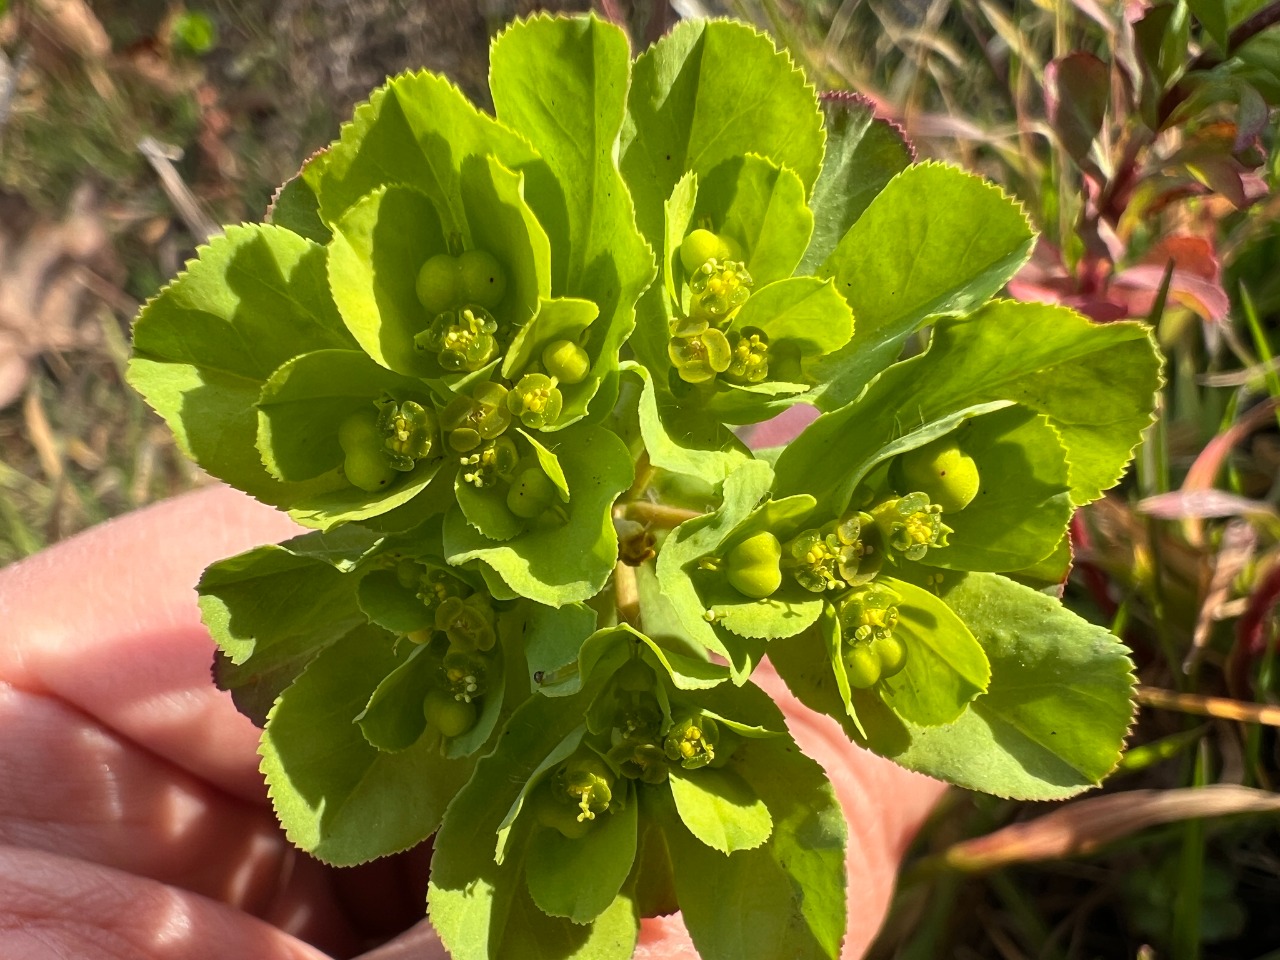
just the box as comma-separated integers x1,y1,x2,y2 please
1226,562,1280,698
1157,0,1280,127
1071,512,1119,618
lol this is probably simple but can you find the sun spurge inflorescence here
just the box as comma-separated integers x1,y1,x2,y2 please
128,14,1161,960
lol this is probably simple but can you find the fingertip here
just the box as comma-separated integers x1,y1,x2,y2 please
755,659,948,957
635,915,699,959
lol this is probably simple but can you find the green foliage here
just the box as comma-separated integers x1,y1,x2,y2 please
127,11,1162,958
260,624,478,864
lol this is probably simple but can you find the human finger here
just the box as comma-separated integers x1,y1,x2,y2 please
0,846,338,960
0,679,362,955
0,484,301,803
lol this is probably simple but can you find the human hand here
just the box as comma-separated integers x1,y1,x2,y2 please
0,484,946,959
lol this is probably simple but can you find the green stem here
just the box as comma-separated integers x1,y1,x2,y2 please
614,561,639,627
619,500,702,528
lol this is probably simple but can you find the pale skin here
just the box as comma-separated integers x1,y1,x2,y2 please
0,484,946,959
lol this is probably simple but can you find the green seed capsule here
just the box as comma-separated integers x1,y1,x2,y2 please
338,408,379,451
725,531,783,599
416,253,459,314
679,228,725,274
342,445,397,492
843,643,882,689
337,410,397,492
899,436,980,513
541,339,591,384
423,688,478,738
872,634,908,678
457,249,507,308
720,233,745,262
506,464,558,519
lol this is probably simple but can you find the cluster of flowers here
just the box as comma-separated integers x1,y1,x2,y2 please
709,434,980,688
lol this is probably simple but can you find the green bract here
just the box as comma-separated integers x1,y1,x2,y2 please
132,13,1161,960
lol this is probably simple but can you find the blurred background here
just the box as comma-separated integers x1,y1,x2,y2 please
2,0,1279,957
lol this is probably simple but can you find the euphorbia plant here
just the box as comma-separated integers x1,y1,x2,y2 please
127,13,1162,960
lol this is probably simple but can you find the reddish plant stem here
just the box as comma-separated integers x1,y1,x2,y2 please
1227,562,1280,698
1071,512,1119,619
